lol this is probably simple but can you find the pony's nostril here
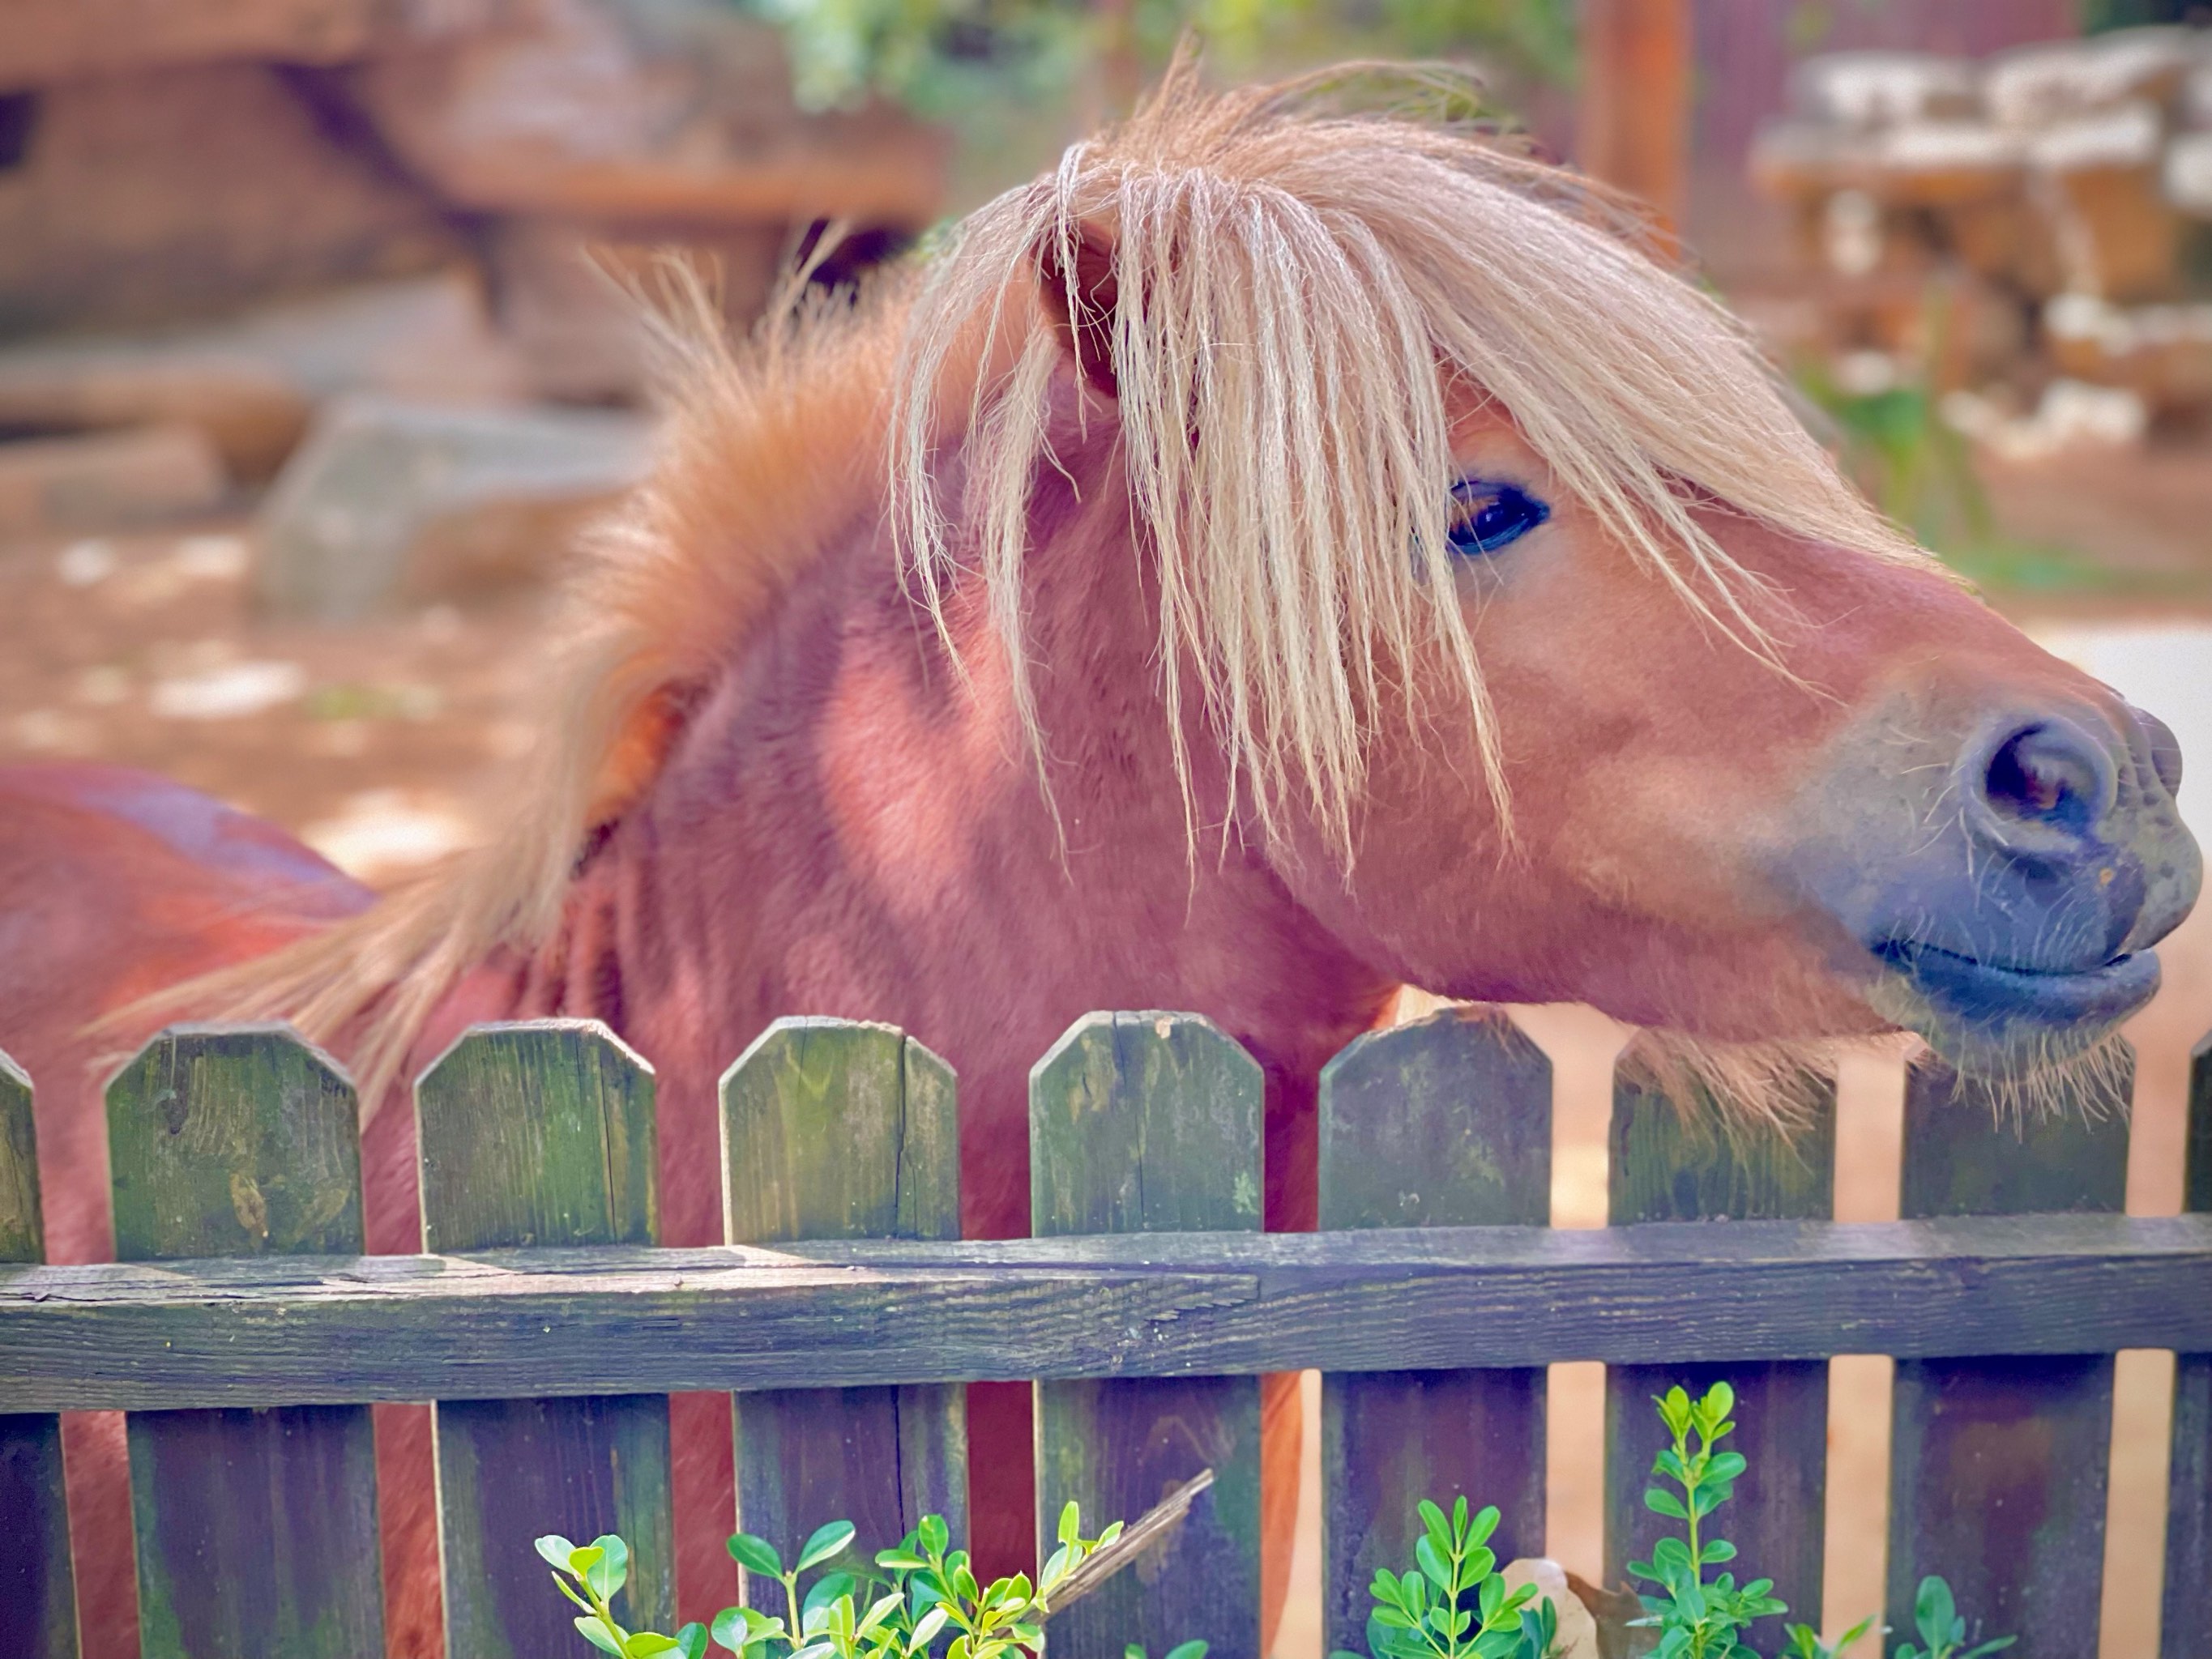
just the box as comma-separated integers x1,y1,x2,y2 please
2132,705,2184,797
1981,723,2106,836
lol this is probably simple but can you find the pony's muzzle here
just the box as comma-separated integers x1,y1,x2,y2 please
1800,691,2200,1053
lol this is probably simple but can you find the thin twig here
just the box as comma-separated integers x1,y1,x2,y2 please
1047,1469,1217,1615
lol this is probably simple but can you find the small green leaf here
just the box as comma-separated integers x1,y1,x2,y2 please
805,1572,859,1619
674,1624,709,1659
537,1535,580,1573
727,1534,784,1578
628,1636,682,1657
1163,1643,1208,1659
587,1536,631,1600
799,1521,859,1572
708,1607,748,1653
1413,1535,1453,1592
1644,1489,1690,1520
577,1617,626,1657
910,1606,950,1650
918,1516,950,1558
1467,1503,1500,1549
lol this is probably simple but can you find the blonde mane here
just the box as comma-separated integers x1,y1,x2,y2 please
893,58,1926,853
178,59,1929,1114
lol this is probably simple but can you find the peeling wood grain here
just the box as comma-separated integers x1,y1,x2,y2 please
1603,1064,1835,1650
1887,1047,2132,1659
416,1021,674,1659
1319,1009,1551,1655
723,1019,966,1574
0,1047,77,1659
1032,1013,1265,1659
2163,1033,2211,1659
106,1025,381,1659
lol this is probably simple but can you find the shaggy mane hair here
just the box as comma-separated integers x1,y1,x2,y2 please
173,58,1941,1115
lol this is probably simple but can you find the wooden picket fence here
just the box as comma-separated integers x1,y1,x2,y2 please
1,1008,2208,1659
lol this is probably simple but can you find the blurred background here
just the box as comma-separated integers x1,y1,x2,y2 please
3,2,2209,1655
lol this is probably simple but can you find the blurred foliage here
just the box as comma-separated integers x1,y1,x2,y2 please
2078,0,2204,32
741,0,1574,119
1797,362,2169,598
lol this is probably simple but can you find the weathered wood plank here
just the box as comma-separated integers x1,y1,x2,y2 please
416,1021,675,1659
1317,1009,1550,1656
1887,1049,2132,1659
4,1214,2210,1409
106,1025,382,1659
2163,1030,2212,1659
723,1019,965,1572
1603,1061,1834,1650
1032,1012,1264,1659
1,1049,42,1264
0,1047,77,1659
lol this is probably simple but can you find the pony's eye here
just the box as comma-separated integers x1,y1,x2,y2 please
1447,480,1549,557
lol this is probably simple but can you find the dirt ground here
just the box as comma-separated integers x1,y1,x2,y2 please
3,439,2210,1657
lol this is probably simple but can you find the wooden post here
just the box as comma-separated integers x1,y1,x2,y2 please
416,1021,675,1659
722,1018,967,1580
2163,1032,2212,1657
1317,1008,1552,1657
1887,1051,2133,1658
106,1026,382,1659
0,1047,77,1659
1577,0,1691,229
1603,1059,1836,1653
1031,1012,1265,1659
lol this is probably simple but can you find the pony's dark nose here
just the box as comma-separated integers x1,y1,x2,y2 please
1964,714,2117,858
2133,704,2184,796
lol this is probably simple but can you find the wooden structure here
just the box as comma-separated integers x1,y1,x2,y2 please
2,1009,2209,1659
1578,0,1692,229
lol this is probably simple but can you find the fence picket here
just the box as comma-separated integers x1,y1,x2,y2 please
722,1018,966,1579
1603,1060,1835,1652
2163,1032,2212,1659
1031,1011,1264,1659
1317,1008,1551,1654
416,1020,675,1659
105,1025,382,1659
1886,1049,2132,1659
0,1048,76,1659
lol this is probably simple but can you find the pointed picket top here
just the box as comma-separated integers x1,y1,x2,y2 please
0,1047,75,1659
415,1019,658,1252
1030,1010,1264,1236
1609,1041,1837,1226
105,1023,362,1261
1,1048,41,1265
1900,1038,2133,1219
1319,1004,1552,1230
720,1016,959,1245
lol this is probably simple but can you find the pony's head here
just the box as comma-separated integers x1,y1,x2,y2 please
894,62,2200,1085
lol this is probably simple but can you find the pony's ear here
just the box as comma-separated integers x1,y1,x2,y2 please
1036,224,1120,399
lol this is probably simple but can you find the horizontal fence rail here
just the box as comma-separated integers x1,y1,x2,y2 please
3,1218,2211,1410
0,1007,2206,1659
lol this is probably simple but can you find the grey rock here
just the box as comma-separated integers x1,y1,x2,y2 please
256,396,652,621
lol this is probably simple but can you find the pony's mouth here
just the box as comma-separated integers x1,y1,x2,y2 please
1873,939,2160,1030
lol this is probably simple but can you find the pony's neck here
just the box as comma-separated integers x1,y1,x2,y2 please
525,386,1397,1247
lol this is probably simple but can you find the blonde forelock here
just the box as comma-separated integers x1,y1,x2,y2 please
891,58,1927,859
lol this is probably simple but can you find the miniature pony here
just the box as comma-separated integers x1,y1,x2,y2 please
2,62,2196,1659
